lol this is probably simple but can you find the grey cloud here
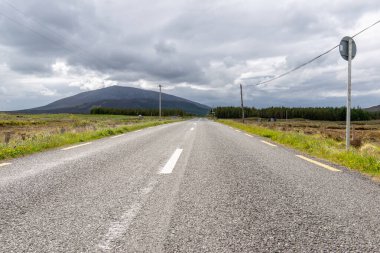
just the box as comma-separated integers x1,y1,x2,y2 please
0,0,379,110
6,54,53,74
155,41,176,56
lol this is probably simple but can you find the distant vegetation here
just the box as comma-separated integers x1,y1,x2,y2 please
90,107,189,116
214,106,380,121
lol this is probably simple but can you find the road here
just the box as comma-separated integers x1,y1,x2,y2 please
1,119,380,252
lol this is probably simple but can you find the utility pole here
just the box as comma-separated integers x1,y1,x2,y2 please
346,38,352,151
158,84,162,120
240,83,245,123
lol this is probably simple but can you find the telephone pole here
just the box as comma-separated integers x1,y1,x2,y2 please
240,83,245,123
158,84,162,120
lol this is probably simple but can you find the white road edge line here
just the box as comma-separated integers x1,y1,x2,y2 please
135,129,142,132
261,140,277,147
245,133,253,137
296,155,341,172
235,129,241,132
61,142,92,151
0,162,11,167
110,134,125,139
159,148,183,174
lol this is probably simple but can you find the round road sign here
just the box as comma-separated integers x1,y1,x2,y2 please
339,36,357,61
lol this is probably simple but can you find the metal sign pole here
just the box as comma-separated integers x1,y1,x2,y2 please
340,36,356,151
346,38,352,151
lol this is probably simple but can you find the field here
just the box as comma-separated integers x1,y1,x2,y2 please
0,113,180,160
219,118,380,177
248,118,380,154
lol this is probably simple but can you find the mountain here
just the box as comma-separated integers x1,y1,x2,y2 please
17,86,211,115
365,105,380,112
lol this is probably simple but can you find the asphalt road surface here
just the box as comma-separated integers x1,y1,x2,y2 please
1,119,380,252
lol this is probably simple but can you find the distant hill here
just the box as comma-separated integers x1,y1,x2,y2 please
16,86,211,115
365,105,380,112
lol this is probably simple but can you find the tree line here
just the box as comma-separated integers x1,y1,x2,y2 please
91,107,188,116
213,106,380,121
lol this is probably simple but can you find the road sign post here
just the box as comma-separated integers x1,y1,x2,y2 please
346,39,352,151
339,36,356,151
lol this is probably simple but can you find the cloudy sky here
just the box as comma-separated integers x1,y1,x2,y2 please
0,0,380,110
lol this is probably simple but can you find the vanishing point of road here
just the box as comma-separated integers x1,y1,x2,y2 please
1,119,380,252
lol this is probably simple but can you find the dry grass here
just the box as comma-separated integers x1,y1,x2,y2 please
0,113,165,145
244,118,380,155
0,113,181,160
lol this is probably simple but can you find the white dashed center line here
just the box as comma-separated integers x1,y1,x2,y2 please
159,148,183,174
61,142,92,151
190,127,194,131
261,140,277,147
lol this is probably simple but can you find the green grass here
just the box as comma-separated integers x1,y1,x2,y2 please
0,118,178,161
218,119,380,177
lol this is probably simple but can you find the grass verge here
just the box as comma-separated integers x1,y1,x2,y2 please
0,120,177,161
218,119,380,177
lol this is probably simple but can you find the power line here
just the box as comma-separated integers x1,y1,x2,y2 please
352,19,380,38
0,1,109,70
2,0,109,66
246,19,380,87
251,44,339,86
0,11,74,53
